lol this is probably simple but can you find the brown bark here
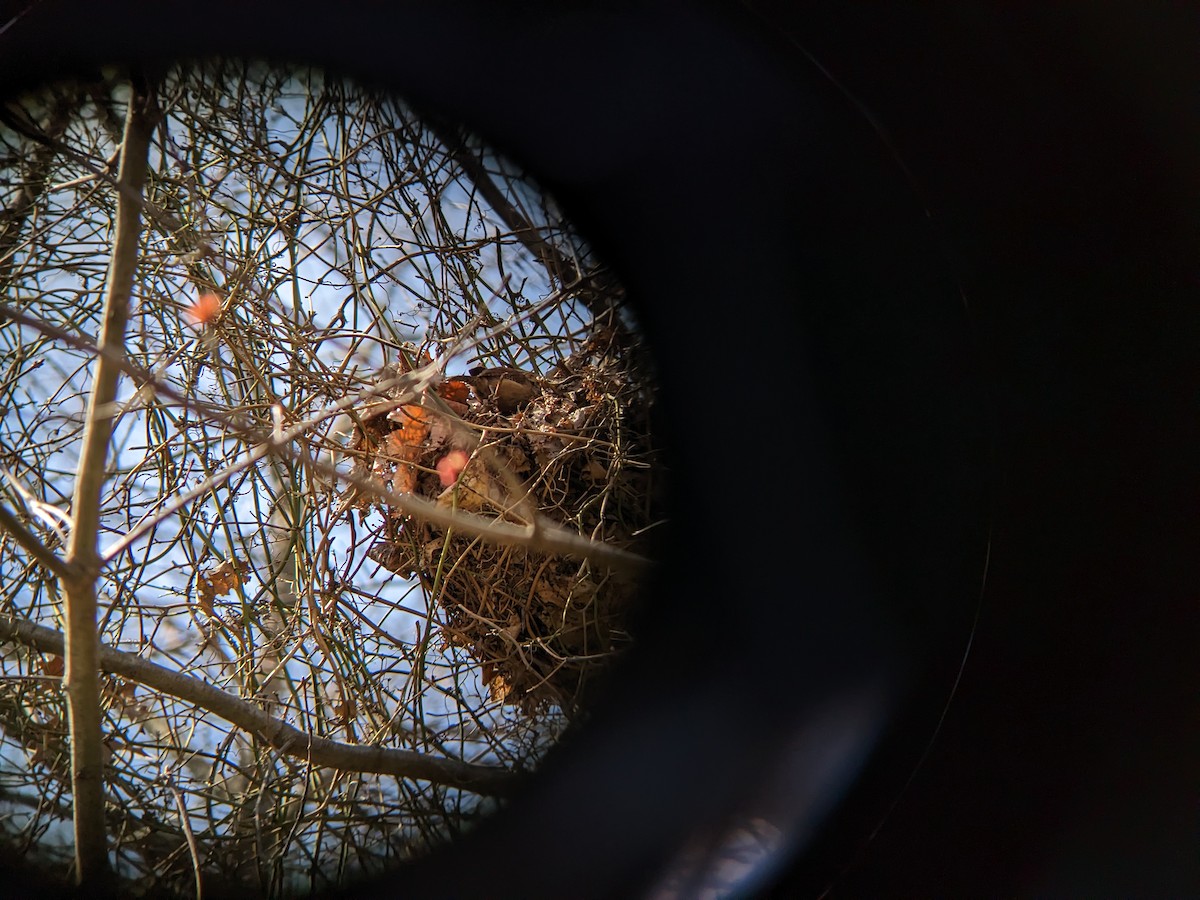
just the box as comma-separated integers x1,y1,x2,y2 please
62,77,160,886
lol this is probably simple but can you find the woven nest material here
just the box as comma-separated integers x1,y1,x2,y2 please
349,330,661,715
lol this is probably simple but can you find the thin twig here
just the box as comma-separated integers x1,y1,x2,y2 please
0,501,68,578
167,780,204,900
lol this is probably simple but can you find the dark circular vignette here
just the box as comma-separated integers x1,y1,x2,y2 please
7,2,1194,899
4,2,988,898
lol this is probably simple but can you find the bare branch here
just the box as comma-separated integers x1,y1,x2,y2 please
60,76,160,886
0,613,517,796
300,434,653,576
0,500,68,577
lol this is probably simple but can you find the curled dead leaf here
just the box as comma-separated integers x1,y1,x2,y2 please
197,557,248,613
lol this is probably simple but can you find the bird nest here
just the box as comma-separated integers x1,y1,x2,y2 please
347,330,661,716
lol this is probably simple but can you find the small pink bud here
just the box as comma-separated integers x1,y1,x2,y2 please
436,449,470,487
184,292,222,326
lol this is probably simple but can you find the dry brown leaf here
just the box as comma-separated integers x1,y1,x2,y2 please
197,557,248,613
500,620,522,640
383,406,431,494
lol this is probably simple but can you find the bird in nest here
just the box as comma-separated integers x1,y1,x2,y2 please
460,365,538,414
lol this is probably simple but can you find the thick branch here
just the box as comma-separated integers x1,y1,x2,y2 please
61,79,159,886
318,433,652,574
0,614,517,797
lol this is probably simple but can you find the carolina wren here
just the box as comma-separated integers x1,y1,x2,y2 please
464,366,537,414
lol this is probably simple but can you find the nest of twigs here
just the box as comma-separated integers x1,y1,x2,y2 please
349,329,660,715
